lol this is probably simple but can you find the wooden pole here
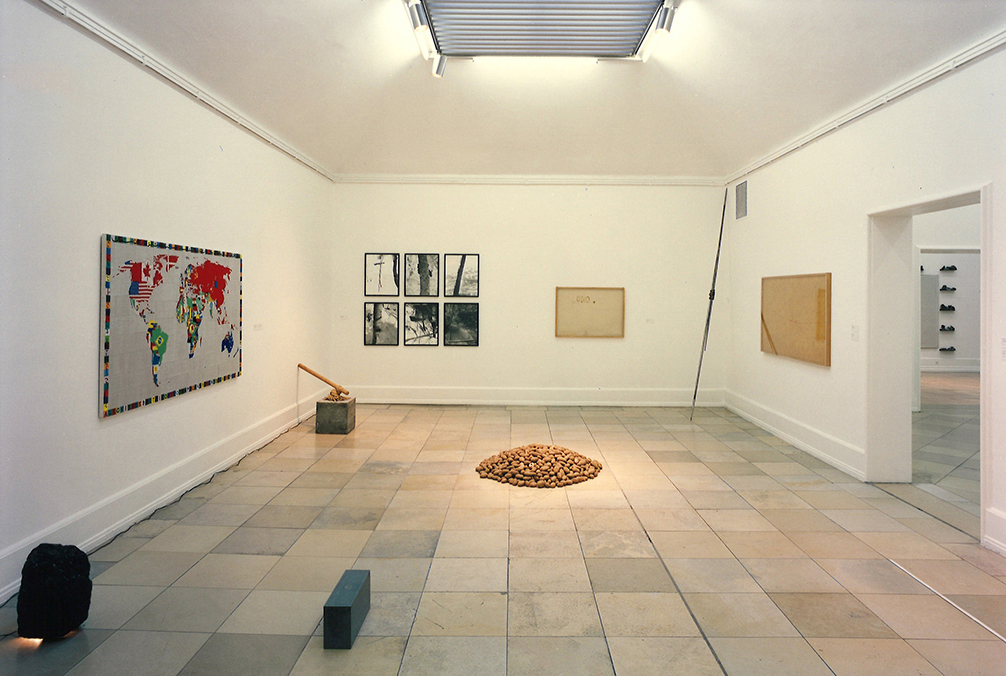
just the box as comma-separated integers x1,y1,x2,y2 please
298,363,348,396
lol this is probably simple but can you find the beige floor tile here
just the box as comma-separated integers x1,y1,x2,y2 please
656,462,716,476
328,488,396,508
289,636,407,676
174,553,279,588
897,517,978,543
509,530,583,558
857,593,993,639
570,508,642,531
509,557,592,592
944,543,1006,576
680,490,756,510
594,592,700,636
92,551,204,587
83,585,163,630
786,531,883,559
908,639,1006,676
607,637,721,676
139,525,236,553
718,531,806,559
257,555,355,591
209,485,286,504
820,509,911,532
897,559,1006,595
945,594,1006,636
447,490,508,508
564,490,631,509
352,558,432,592
758,509,844,532
268,487,340,506
376,507,448,531
852,531,958,560
668,475,734,492
792,490,871,509
310,506,385,530
742,558,846,593
425,558,507,592
399,636,505,676
218,589,328,635
508,592,603,636
508,637,614,676
285,529,371,558
59,630,210,676
178,503,261,527
817,559,931,594
88,537,148,562
358,592,422,636
388,489,454,509
700,505,783,531
508,489,568,509
509,508,576,531
398,474,457,490
808,638,941,676
432,530,508,558
442,507,509,530
412,592,508,636
585,558,676,592
649,531,734,559
622,489,692,509
578,530,657,558
242,505,324,529
710,637,833,676
633,508,710,531
769,592,898,638
683,593,799,637
122,587,248,632
211,526,304,555
737,490,813,510
663,558,760,593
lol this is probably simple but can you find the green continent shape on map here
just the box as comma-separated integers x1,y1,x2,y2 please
176,260,232,359
147,321,169,386
176,293,205,358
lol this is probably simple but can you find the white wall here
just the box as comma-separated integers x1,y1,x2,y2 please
0,0,335,598
331,183,730,406
724,48,1006,549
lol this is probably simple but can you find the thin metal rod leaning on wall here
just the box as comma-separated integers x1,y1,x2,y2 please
690,188,729,421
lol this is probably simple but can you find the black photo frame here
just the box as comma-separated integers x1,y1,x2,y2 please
403,302,439,346
364,302,399,345
404,253,440,297
444,303,479,346
444,254,479,297
364,253,400,297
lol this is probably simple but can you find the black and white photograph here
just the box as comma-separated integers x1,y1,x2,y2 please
364,253,400,296
404,253,440,297
444,303,479,346
444,253,479,297
404,302,439,346
364,302,399,345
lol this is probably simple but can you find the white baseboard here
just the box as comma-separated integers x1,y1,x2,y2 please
920,358,980,372
351,385,725,408
724,390,866,481
0,387,327,604
982,508,1006,556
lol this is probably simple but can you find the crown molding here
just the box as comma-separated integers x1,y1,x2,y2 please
724,27,1006,185
329,174,723,187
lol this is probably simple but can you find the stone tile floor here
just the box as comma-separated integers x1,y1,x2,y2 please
913,372,980,515
2,403,1005,675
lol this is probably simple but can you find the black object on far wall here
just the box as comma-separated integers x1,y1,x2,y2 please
18,543,92,639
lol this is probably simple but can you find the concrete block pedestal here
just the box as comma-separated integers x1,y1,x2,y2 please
316,397,356,434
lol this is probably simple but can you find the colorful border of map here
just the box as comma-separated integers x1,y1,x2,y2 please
101,234,242,418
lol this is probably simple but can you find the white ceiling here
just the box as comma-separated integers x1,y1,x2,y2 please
59,0,1006,181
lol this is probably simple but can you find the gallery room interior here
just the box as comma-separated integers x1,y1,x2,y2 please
2,0,1006,673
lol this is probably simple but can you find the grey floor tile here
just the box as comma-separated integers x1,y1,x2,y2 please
178,633,309,676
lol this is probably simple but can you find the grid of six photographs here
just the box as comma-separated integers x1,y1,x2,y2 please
364,253,479,346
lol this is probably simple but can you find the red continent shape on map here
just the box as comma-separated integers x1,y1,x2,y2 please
187,260,232,310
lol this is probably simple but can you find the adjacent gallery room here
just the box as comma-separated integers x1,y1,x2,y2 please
3,0,1006,674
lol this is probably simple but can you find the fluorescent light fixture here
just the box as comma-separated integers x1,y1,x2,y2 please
407,0,437,59
656,5,674,34
432,53,447,77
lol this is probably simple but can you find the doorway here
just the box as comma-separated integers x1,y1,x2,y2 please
867,188,988,536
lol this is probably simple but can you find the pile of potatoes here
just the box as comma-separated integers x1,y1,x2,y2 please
476,444,602,488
